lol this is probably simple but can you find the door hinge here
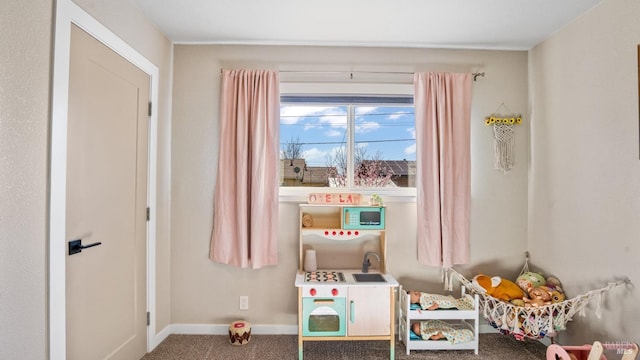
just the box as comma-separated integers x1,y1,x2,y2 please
146,312,150,326
146,207,150,221
148,101,152,117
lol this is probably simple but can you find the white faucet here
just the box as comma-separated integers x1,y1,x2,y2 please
361,251,380,273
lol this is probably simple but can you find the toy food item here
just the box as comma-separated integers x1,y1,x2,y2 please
473,274,525,302
516,272,546,293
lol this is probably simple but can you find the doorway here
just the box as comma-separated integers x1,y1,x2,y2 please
50,1,160,358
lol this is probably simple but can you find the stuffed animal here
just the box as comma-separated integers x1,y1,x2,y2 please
549,290,566,303
516,272,546,293
544,276,566,303
544,276,564,293
472,274,525,302
523,286,552,308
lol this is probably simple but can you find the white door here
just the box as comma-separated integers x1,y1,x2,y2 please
66,24,149,360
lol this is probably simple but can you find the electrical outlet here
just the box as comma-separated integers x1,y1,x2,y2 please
239,296,249,310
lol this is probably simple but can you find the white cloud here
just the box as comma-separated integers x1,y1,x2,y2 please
404,127,416,154
318,113,347,128
354,107,380,134
355,121,380,133
302,147,329,165
282,105,348,135
355,106,378,115
404,143,416,155
304,123,320,131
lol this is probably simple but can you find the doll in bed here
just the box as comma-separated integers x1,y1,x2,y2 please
411,320,474,344
408,290,474,311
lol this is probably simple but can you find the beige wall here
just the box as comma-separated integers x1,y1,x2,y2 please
0,2,53,359
529,0,640,346
0,1,172,358
10,0,636,353
171,45,530,325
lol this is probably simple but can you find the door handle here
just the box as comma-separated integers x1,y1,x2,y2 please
350,300,355,323
68,239,102,255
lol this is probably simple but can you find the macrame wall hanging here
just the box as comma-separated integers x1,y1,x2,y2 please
484,103,523,173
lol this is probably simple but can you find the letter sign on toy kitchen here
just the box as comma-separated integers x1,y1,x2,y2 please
307,193,362,205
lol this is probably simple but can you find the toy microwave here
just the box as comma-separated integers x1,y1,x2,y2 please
342,207,385,230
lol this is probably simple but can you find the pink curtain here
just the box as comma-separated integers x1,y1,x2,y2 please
414,72,472,268
210,70,280,269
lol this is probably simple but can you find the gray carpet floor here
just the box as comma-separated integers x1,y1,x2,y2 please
141,333,547,359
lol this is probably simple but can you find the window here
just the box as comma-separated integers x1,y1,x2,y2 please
279,95,415,192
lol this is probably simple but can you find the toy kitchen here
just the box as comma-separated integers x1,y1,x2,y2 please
294,194,398,360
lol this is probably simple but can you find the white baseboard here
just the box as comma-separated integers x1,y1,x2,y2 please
168,322,495,336
150,325,171,350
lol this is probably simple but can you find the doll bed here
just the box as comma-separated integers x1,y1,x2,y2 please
398,284,479,355
448,254,630,341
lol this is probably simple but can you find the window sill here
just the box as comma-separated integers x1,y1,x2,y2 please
278,188,416,203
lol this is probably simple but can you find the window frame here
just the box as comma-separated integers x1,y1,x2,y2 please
279,81,417,203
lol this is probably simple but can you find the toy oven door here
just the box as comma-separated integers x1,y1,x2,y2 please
302,297,346,337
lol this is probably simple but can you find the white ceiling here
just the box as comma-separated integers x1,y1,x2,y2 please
131,0,603,50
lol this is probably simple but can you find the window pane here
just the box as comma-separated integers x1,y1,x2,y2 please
280,105,347,187
279,100,415,189
353,106,415,188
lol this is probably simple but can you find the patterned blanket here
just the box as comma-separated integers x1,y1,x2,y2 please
418,320,474,344
418,293,474,311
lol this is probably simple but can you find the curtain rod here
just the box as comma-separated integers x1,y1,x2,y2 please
220,69,486,81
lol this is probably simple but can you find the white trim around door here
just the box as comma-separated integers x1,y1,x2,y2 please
50,0,159,358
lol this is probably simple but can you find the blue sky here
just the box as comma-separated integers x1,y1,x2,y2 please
280,105,416,168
